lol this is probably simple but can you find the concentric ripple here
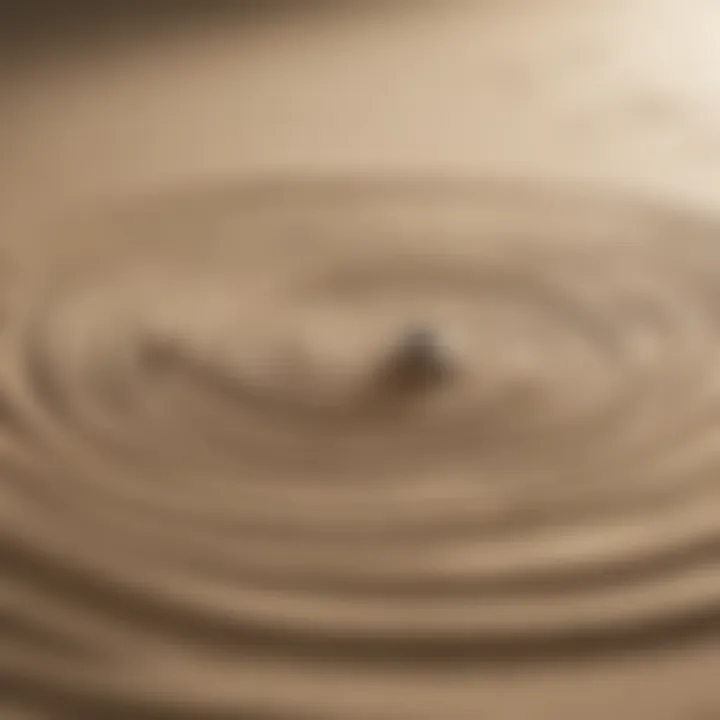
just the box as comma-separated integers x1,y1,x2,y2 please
0,177,719,718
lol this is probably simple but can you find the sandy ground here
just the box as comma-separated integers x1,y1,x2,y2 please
0,2,719,718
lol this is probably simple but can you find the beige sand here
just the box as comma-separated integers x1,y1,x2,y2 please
0,2,718,718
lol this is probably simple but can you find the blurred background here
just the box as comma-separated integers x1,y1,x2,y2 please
1,2,719,719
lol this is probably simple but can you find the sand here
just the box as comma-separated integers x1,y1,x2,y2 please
0,2,718,718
